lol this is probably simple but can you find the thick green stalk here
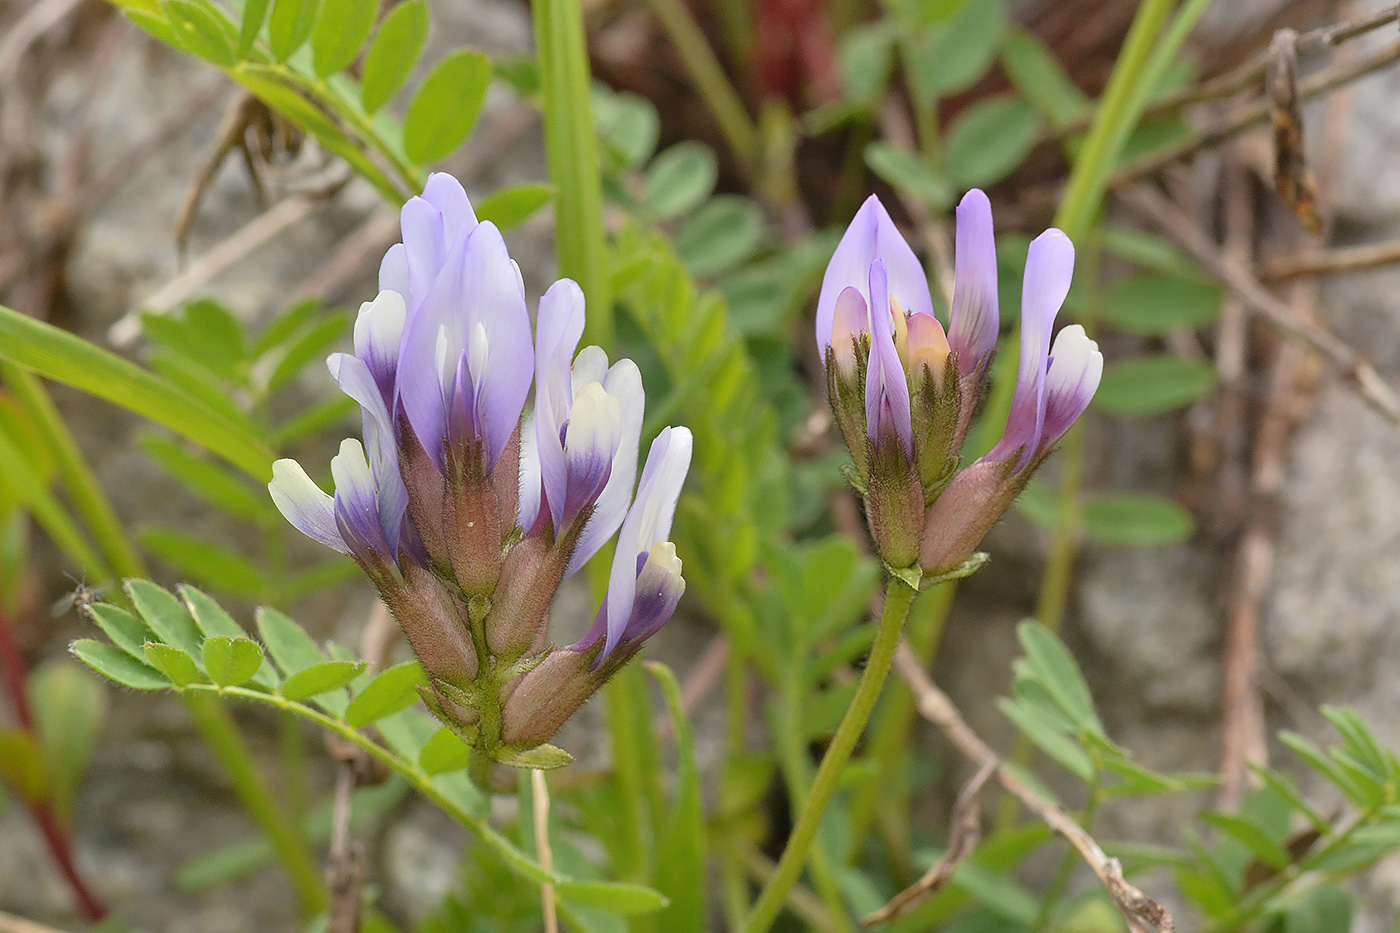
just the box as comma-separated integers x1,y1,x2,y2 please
645,0,759,173
2,364,147,580
743,577,917,932
844,581,955,863
182,692,326,913
532,0,613,349
1053,0,1180,241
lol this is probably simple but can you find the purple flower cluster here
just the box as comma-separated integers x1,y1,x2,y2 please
270,174,692,761
817,191,1101,575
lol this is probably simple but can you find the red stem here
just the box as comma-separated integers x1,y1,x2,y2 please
0,611,108,922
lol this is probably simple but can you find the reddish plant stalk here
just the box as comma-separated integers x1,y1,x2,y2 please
0,612,108,922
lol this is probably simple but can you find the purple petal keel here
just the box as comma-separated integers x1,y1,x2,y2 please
602,426,693,661
565,358,644,576
864,261,914,459
1039,324,1102,451
330,439,392,563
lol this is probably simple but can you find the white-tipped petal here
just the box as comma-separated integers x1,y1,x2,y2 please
602,426,693,660
353,290,407,390
269,459,348,554
570,345,610,392
1041,324,1102,448
566,358,644,576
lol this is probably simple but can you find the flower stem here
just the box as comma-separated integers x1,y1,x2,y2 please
743,576,918,932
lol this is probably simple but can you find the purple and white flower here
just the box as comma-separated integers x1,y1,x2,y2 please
268,173,691,761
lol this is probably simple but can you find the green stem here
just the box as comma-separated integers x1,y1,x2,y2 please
844,582,955,863
2,365,148,580
182,692,326,913
1052,0,1178,241
644,0,760,173
775,681,856,932
743,577,917,932
532,0,613,349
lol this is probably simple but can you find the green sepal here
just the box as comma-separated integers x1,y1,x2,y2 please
885,563,923,591
495,742,574,770
921,551,989,588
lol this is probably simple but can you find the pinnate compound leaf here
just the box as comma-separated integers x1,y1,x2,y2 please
145,643,202,687
1081,493,1195,547
644,143,718,220
864,142,951,209
1200,812,1290,871
239,0,272,57
555,881,669,916
163,0,239,66
1015,621,1099,730
201,635,266,687
311,0,377,78
943,95,1039,188
71,639,170,690
998,697,1094,781
345,661,426,727
901,0,1004,104
142,435,269,521
139,528,266,599
674,196,763,277
268,0,319,61
128,579,204,659
474,183,552,230
1102,272,1222,335
403,48,492,165
87,605,152,659
1094,355,1216,417
280,660,366,701
255,606,326,675
1000,28,1088,128
0,304,274,480
360,0,429,113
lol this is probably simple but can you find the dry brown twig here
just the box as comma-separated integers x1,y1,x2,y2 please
1052,2,1400,141
862,758,995,928
893,642,1174,933
1111,37,1400,190
1119,184,1400,425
